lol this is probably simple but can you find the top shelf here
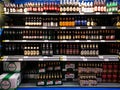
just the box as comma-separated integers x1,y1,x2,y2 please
3,12,120,16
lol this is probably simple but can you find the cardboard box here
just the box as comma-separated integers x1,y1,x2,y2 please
0,73,21,90
3,62,24,72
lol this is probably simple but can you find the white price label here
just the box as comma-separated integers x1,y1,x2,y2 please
76,27,80,29
25,26,30,29
4,40,9,42
80,13,84,15
87,40,91,42
75,40,79,42
96,12,100,15
22,40,27,42
83,59,87,61
43,56,48,58
62,40,67,42
25,12,29,15
101,26,106,29
42,12,47,15
18,58,23,61
99,56,104,59
88,27,92,29
42,27,47,29
44,40,48,42
61,13,66,15
62,56,67,61
108,12,113,15
100,40,105,42
4,26,9,28
5,12,9,14
3,56,8,59
104,59,109,61
39,58,43,61
61,27,66,29
24,56,28,58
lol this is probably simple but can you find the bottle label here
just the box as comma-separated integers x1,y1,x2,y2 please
37,81,45,85
46,80,53,85
65,63,75,69
39,68,45,73
65,73,75,79
54,66,61,70
55,80,62,85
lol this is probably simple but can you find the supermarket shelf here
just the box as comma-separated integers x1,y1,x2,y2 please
2,40,59,43
2,40,118,43
59,40,117,43
59,55,119,61
3,12,120,16
19,82,120,87
1,55,60,61
60,26,120,30
3,12,59,15
1,55,119,61
60,12,120,15
2,26,59,29
2,26,120,29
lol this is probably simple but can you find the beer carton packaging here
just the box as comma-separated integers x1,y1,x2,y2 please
3,62,22,72
0,73,21,90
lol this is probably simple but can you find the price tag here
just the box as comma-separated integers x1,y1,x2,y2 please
24,56,28,58
99,56,104,59
61,27,66,29
87,40,91,42
101,26,106,29
3,40,9,42
117,40,120,42
3,56,8,59
44,40,48,42
75,40,79,42
22,40,27,42
42,12,47,15
4,12,9,14
43,56,48,59
18,58,23,61
76,27,80,29
96,12,100,15
61,13,66,15
80,13,84,15
88,27,92,29
104,59,109,61
61,56,67,61
62,40,67,42
83,58,87,61
42,27,47,29
3,58,7,61
108,12,113,15
4,26,9,28
25,26,30,29
25,12,29,15
39,58,43,61
100,40,105,42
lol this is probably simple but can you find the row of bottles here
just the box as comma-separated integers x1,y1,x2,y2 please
102,62,119,83
57,30,116,40
25,16,58,26
4,1,60,13
78,74,97,86
5,15,120,26
24,44,40,56
80,44,99,56
2,43,120,55
2,29,117,40
3,1,119,13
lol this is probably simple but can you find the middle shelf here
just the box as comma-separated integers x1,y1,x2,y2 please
1,55,119,61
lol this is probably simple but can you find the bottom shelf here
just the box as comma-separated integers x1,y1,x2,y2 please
19,82,120,87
